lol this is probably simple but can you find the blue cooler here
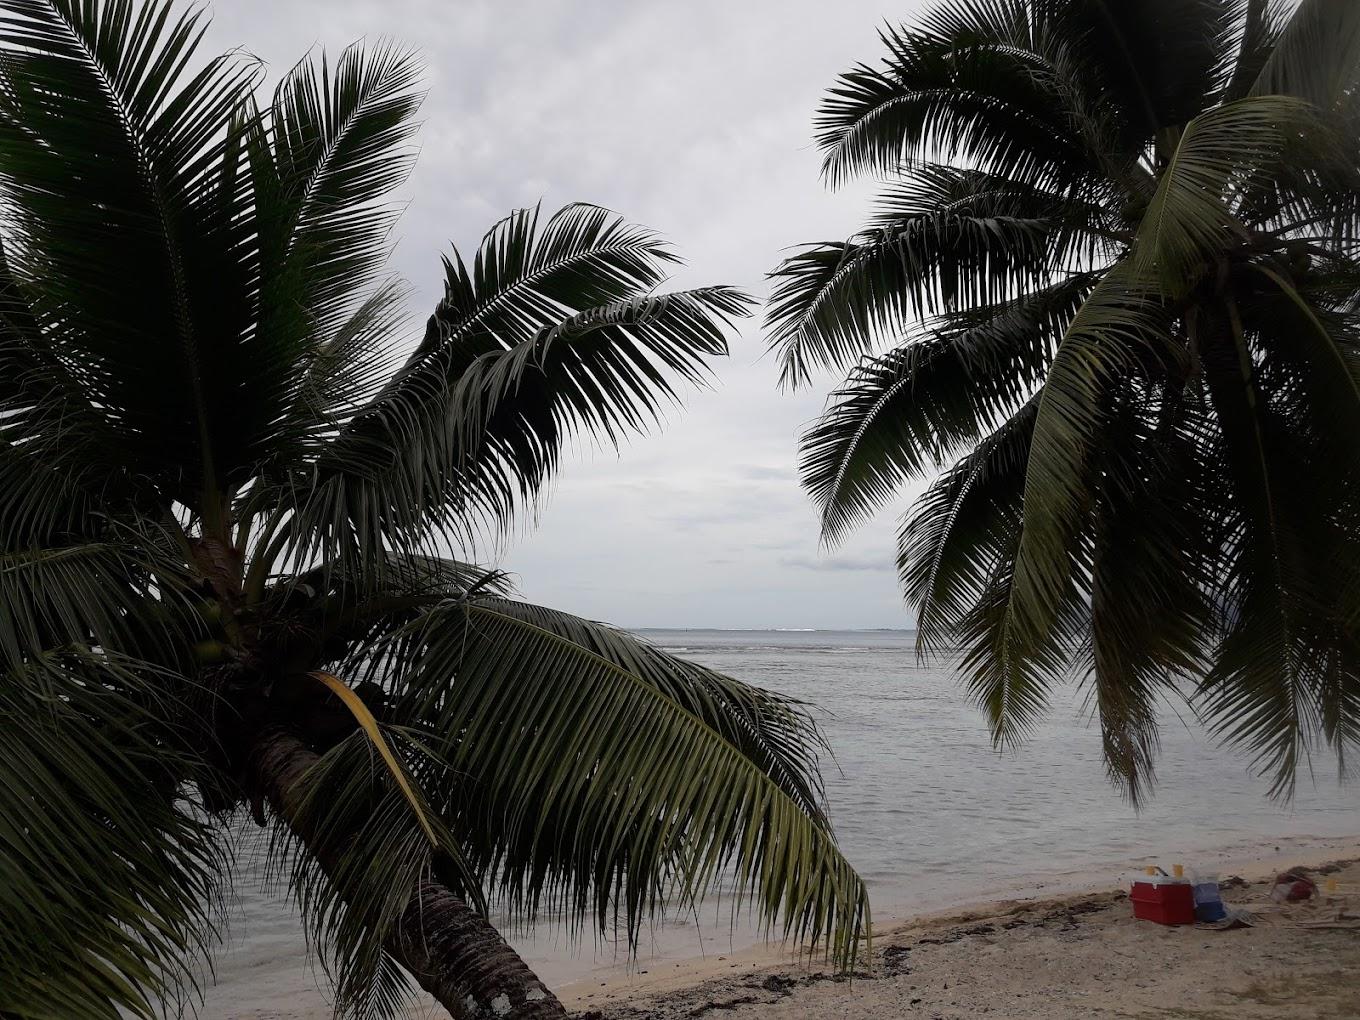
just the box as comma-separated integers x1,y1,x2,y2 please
1192,875,1226,922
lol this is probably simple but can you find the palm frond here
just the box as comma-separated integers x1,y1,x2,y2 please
899,392,1038,657
246,40,423,467
263,40,423,330
766,197,1060,389
368,596,869,966
1248,263,1360,448
998,266,1175,719
1250,0,1360,110
0,0,263,503
259,728,475,1020
262,207,750,581
1223,0,1286,102
440,285,751,528
1196,288,1360,798
867,164,1117,259
288,279,412,443
1081,395,1212,805
1046,0,1233,134
0,650,223,1020
1134,95,1325,293
954,545,1075,749
431,202,682,355
0,236,136,541
801,276,1093,545
815,13,1094,189
0,539,195,669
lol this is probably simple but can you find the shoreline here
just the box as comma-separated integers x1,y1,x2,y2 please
561,833,1360,1018
199,833,1360,1018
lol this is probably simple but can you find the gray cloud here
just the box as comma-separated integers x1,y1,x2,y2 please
735,464,798,482
780,554,896,573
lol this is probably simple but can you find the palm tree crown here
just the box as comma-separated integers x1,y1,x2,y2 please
0,3,868,1018
768,0,1360,803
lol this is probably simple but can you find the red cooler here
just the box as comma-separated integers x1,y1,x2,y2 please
1130,877,1196,925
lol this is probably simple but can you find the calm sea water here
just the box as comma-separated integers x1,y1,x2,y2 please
203,629,1359,1013
636,630,1356,898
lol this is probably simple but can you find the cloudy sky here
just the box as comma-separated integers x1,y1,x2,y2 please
206,0,930,629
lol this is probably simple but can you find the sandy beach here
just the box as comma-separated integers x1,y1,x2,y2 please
201,832,1360,1017
205,835,1360,1019
204,832,1360,1017
563,838,1360,1020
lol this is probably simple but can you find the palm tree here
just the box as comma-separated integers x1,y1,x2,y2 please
768,0,1360,804
0,3,869,1018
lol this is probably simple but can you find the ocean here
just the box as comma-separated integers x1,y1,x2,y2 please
201,629,1358,1014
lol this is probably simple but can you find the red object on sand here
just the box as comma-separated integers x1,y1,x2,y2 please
1271,872,1316,902
1130,881,1196,925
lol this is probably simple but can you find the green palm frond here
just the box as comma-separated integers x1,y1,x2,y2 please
1004,266,1176,669
1223,0,1286,101
1046,0,1234,133
225,40,425,481
1249,0,1360,109
1081,397,1212,805
290,279,413,441
954,546,1072,750
815,13,1094,190
0,0,263,503
247,42,424,466
1134,95,1325,292
368,596,868,966
867,164,1118,257
1,544,141,666
1248,265,1360,445
263,40,423,326
801,276,1093,545
432,202,682,354
265,205,750,581
899,393,1038,657
0,650,223,1020
441,284,750,525
0,421,119,547
0,238,129,538
766,198,1060,389
1193,283,1360,797
0,540,196,669
260,728,477,1020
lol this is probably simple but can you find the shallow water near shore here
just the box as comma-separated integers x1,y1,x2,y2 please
202,629,1359,1015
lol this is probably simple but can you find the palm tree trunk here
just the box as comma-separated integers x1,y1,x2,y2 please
250,729,567,1019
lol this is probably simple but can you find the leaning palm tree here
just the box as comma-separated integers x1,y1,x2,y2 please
0,2,868,1018
769,0,1360,804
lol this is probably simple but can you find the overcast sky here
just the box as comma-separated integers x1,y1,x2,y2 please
206,0,930,629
